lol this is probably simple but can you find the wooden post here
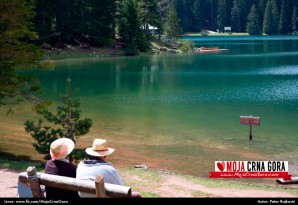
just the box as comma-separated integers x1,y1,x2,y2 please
240,115,260,142
104,183,132,198
95,174,106,198
26,166,43,198
249,125,252,141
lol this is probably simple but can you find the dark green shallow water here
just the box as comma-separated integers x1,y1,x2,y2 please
6,36,298,179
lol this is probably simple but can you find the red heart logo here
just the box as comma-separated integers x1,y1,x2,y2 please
217,161,225,171
283,174,292,180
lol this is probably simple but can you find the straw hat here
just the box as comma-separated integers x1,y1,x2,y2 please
50,138,74,160
85,139,115,157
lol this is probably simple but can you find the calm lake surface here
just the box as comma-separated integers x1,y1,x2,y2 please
2,35,298,182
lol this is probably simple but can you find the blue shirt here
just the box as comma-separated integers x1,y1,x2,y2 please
76,158,124,197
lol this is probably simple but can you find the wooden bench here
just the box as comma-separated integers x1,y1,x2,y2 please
18,166,132,198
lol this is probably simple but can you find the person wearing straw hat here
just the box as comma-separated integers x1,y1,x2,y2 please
45,138,79,199
76,138,141,198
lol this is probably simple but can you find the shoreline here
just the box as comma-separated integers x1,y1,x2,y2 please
43,39,183,61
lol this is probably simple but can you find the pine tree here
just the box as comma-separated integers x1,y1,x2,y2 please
257,0,267,26
137,0,160,34
207,0,218,31
182,0,193,32
55,0,76,44
0,0,50,113
217,0,228,33
119,0,148,55
279,0,288,34
34,0,56,43
174,0,189,32
163,1,183,40
158,0,168,24
86,0,116,46
246,4,262,35
231,0,242,33
271,0,280,34
24,78,93,160
263,0,273,34
192,0,203,32
292,6,298,33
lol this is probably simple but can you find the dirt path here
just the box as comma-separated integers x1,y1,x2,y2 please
0,169,19,197
131,174,297,197
1,168,297,198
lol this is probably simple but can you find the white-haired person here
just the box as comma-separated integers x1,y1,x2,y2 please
45,138,80,199
76,138,142,198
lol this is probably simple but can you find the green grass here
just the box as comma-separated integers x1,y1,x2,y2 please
141,192,161,198
120,167,163,181
118,167,163,190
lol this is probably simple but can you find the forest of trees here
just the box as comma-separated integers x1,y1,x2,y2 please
32,0,298,50
1,0,297,57
34,0,161,54
175,0,298,35
34,0,298,46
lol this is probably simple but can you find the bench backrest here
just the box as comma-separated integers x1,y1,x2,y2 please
18,166,132,198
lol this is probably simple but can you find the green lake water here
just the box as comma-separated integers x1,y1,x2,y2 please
3,36,298,180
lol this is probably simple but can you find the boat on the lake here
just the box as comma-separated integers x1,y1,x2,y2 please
196,47,229,53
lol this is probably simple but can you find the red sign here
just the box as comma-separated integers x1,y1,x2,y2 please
240,116,260,126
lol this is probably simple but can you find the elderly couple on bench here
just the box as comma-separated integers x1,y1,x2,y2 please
21,137,141,198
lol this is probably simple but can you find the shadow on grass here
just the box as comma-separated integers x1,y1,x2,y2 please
0,150,32,161
0,149,45,171
0,148,86,171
